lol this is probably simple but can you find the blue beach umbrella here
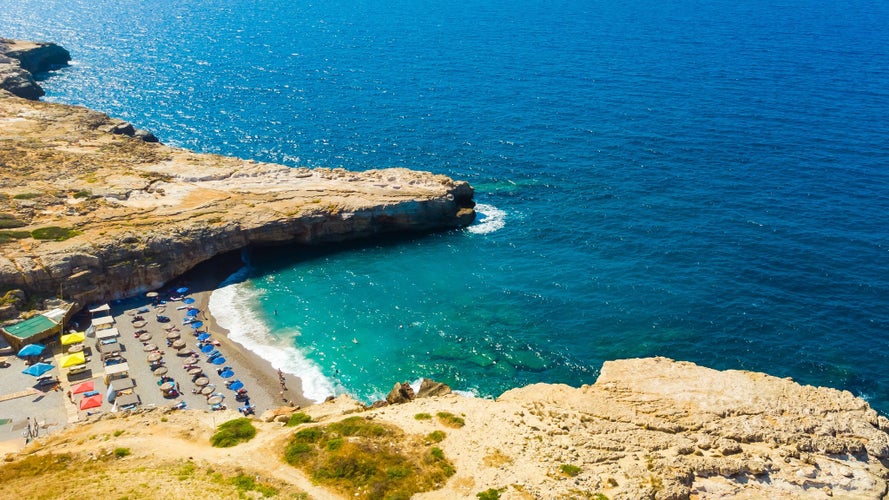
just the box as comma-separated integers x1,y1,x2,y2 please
200,344,214,353
190,321,203,329
186,309,199,317
229,380,244,391
183,297,196,304
17,343,45,357
196,333,210,341
22,362,53,377
220,369,234,379
176,287,189,294
211,356,226,365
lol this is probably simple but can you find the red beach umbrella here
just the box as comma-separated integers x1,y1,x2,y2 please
71,380,95,394
79,394,103,410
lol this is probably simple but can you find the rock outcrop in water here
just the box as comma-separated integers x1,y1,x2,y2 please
0,41,475,313
0,38,69,100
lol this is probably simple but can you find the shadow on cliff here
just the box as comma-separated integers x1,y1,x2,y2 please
173,231,448,293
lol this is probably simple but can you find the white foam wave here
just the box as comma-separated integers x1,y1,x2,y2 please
209,269,337,403
468,203,506,234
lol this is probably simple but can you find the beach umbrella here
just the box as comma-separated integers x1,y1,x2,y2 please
190,321,203,329
228,380,244,391
196,333,210,341
60,331,86,345
186,308,200,317
79,394,103,410
207,394,224,405
146,291,159,298
220,369,234,379
147,351,163,362
172,339,186,350
17,343,45,357
22,362,53,377
200,344,214,354
176,287,189,294
71,380,94,394
183,297,196,304
61,352,86,368
211,356,226,365
154,366,169,376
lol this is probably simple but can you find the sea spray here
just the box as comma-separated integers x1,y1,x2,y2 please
208,267,338,403
468,203,506,235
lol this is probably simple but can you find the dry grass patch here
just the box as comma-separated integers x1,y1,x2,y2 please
284,416,455,499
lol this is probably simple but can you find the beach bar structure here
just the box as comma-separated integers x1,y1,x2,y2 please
103,362,129,384
0,305,75,350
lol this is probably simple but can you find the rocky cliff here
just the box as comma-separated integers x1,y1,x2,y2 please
0,42,474,313
0,38,69,100
4,357,887,499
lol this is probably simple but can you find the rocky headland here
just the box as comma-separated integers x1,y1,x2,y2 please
0,39,475,317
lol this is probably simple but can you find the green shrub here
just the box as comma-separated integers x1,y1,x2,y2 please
0,230,30,244
283,417,455,499
285,412,312,426
230,474,278,497
327,416,389,438
427,431,446,443
210,418,257,448
30,226,80,241
113,448,130,458
559,464,582,477
12,193,40,200
414,413,432,420
72,190,92,199
436,412,465,428
0,214,26,229
477,488,504,500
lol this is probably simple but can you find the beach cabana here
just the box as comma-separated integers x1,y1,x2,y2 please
60,331,86,345
71,380,94,394
61,352,86,368
22,362,53,377
79,394,102,410
96,328,119,340
17,343,45,358
103,362,130,384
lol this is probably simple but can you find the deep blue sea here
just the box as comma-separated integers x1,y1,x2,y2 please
3,0,889,411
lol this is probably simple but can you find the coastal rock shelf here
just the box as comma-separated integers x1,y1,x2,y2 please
0,42,475,307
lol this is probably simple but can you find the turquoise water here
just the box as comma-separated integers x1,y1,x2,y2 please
3,0,889,410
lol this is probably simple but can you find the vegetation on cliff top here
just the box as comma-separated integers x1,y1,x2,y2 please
284,416,455,499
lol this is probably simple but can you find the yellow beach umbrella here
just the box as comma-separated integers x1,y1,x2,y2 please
61,351,86,368
61,331,86,345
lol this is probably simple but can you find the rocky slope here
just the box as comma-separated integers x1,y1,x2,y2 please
4,358,887,499
0,41,474,313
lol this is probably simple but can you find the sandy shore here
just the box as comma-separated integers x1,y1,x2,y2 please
167,258,314,410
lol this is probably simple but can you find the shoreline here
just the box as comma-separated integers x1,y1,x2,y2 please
168,255,315,410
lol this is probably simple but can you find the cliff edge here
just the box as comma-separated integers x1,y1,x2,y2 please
0,42,474,313
3,358,887,499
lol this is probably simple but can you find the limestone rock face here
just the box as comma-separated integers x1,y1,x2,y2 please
0,38,71,73
0,93,475,308
372,357,889,499
0,38,70,100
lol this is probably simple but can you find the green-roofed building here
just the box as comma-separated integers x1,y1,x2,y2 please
1,305,74,350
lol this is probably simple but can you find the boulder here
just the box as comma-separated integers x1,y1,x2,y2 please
386,382,415,405
416,378,452,398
